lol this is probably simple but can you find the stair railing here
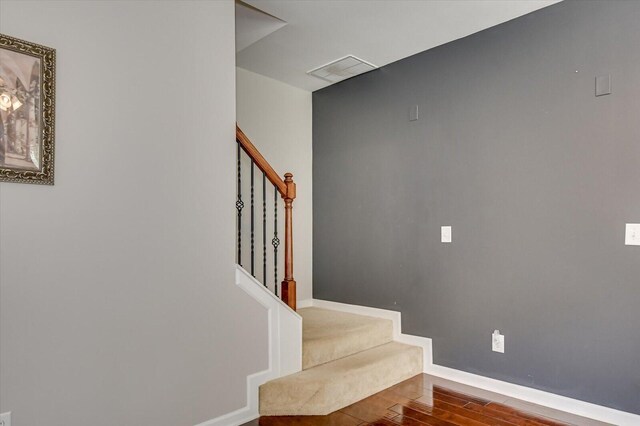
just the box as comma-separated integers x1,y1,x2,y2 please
235,125,297,310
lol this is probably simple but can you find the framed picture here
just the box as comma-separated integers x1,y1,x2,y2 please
0,33,55,185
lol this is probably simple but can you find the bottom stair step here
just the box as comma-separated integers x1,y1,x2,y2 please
259,341,423,416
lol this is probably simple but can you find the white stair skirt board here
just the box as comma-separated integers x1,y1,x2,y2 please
305,299,640,426
196,266,302,426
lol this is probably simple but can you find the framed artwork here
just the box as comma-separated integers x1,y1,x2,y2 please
0,33,55,185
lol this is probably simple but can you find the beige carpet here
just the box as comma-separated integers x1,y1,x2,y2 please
259,307,422,416
299,307,394,369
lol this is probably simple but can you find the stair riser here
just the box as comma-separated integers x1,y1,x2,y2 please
301,308,394,369
260,344,423,416
303,322,394,369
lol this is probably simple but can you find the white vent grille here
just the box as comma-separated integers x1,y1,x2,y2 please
307,55,377,83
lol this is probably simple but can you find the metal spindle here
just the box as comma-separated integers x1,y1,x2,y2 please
263,173,267,287
236,143,244,266
251,160,255,276
272,185,280,295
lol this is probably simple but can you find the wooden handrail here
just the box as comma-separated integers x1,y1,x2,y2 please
236,125,287,197
236,125,296,311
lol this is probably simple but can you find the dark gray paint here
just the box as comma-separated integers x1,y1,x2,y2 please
313,0,640,414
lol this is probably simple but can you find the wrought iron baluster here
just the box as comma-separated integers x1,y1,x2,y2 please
236,143,244,266
263,173,267,287
251,160,255,276
272,185,280,296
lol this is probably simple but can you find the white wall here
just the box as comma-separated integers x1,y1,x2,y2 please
0,2,269,426
236,68,313,301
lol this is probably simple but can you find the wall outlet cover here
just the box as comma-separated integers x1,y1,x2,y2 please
0,412,11,426
625,223,640,246
441,226,452,243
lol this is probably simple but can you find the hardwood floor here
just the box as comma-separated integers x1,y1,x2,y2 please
242,374,611,426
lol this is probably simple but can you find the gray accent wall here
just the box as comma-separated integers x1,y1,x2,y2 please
313,0,640,414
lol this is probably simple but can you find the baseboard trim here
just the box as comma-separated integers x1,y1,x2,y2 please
194,369,271,426
427,364,640,425
195,266,302,426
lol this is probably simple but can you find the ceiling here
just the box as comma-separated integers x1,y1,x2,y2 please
236,0,561,92
235,1,286,52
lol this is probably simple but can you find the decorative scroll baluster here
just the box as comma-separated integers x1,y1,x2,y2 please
236,142,244,266
250,161,255,276
263,173,267,287
272,185,280,296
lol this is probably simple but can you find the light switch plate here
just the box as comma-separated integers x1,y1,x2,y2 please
0,412,11,426
441,226,452,243
596,74,611,96
625,223,640,246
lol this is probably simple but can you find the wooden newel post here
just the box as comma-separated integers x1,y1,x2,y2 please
281,172,297,310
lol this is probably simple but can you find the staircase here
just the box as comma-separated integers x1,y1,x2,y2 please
235,127,422,417
259,307,423,416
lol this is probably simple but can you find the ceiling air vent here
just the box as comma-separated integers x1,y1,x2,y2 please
307,55,377,83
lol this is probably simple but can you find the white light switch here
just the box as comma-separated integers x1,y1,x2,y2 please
625,223,640,246
441,226,452,243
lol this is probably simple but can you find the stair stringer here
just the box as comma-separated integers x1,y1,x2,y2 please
196,265,301,426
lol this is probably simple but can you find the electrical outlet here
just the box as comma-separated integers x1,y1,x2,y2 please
0,411,11,426
492,330,505,353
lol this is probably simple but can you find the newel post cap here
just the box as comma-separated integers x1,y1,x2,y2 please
284,173,296,200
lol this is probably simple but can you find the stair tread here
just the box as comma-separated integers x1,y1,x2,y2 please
270,341,419,382
300,307,394,369
260,341,422,416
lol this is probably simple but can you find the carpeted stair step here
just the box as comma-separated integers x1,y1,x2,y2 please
259,341,422,416
300,307,394,369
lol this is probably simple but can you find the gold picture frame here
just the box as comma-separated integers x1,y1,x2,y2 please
0,33,55,185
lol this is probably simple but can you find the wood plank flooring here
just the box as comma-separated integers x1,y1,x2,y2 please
242,374,611,426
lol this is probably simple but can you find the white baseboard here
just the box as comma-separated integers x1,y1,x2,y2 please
195,266,302,426
195,369,270,426
427,364,640,426
309,298,640,426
